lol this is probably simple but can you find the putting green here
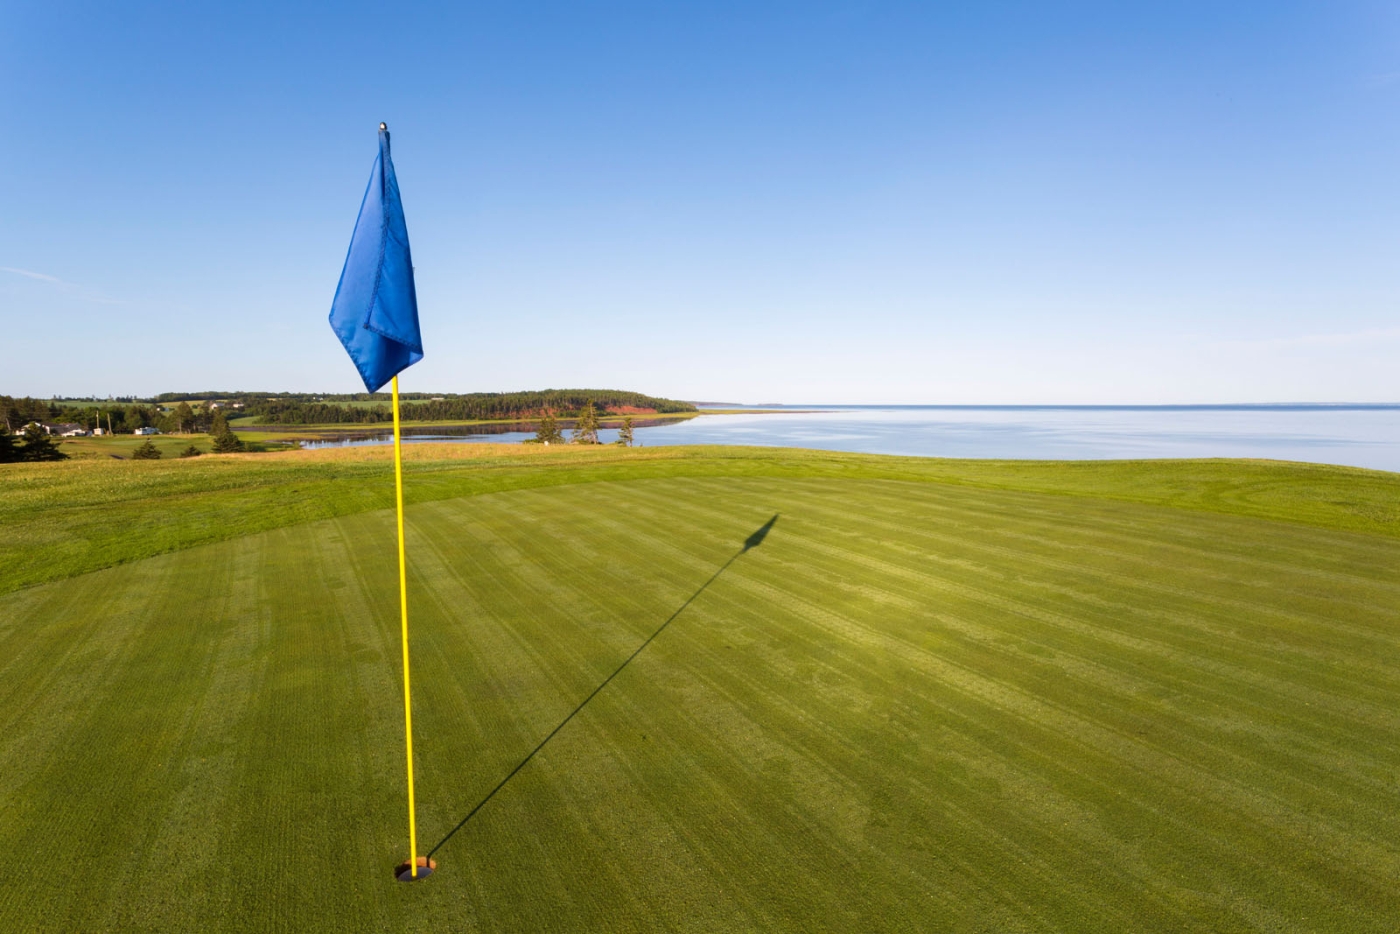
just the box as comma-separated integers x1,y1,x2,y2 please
2,472,1398,932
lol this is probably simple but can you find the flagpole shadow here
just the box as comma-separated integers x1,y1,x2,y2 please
427,514,779,858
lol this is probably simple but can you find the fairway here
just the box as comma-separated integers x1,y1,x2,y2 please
3,460,1399,932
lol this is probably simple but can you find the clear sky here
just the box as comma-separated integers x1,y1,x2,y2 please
2,1,1397,403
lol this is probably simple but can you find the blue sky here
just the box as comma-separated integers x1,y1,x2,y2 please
2,1,1397,403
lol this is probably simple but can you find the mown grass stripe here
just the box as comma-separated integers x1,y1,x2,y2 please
604,481,1400,907
686,478,1400,701
504,487,1288,924
706,545,1400,903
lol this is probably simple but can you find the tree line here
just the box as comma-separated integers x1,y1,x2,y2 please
0,396,246,463
1,395,217,435
1,387,691,436
249,389,694,425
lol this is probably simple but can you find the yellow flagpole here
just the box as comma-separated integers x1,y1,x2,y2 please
392,375,420,879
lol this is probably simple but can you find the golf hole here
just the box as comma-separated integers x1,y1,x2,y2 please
395,857,437,882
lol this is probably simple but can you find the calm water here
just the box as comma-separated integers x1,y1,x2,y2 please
302,405,1400,473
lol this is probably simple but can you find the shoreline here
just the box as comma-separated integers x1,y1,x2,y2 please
229,408,805,442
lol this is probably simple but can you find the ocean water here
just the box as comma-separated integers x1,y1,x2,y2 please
301,405,1400,473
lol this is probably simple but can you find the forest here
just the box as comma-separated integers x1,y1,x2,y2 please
248,389,694,424
2,395,202,435
1,390,695,432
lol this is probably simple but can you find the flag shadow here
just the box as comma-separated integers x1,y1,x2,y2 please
427,514,779,858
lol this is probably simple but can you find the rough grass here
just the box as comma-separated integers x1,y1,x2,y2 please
2,449,1399,931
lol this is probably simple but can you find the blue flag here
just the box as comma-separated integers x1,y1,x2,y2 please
329,124,423,392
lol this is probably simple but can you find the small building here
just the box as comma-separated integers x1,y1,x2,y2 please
133,427,160,436
57,424,89,437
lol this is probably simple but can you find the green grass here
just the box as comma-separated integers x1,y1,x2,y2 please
3,445,1398,598
2,448,1399,931
55,434,213,459
55,433,295,461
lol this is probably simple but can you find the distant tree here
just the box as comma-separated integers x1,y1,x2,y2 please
209,408,245,452
571,401,600,444
125,403,154,430
533,411,564,445
131,439,162,460
0,424,16,463
178,444,202,458
0,396,53,431
616,414,634,447
19,423,66,461
190,403,211,433
212,430,244,453
174,402,195,433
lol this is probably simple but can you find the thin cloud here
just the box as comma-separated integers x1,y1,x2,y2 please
1,266,63,284
1,266,127,305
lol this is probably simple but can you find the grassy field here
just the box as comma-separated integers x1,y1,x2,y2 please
55,433,296,460
56,434,215,459
2,447,1399,931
